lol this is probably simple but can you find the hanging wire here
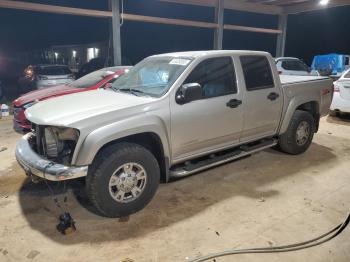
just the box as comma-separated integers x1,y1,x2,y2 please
43,162,68,213
189,213,350,262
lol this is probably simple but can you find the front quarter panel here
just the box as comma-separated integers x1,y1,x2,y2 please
73,110,171,166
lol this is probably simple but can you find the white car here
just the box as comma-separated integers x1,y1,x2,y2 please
18,64,75,93
276,57,318,76
330,68,350,115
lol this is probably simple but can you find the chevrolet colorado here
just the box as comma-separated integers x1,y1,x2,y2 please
16,50,333,217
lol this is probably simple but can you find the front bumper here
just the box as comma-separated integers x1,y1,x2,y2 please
13,119,31,133
13,107,31,133
15,133,88,181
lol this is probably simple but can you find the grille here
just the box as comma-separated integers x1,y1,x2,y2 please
30,124,45,156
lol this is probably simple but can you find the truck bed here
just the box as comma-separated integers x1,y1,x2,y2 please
280,75,330,85
279,75,333,119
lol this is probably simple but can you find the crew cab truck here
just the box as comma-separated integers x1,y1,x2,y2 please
16,51,333,218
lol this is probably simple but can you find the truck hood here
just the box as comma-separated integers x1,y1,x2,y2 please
25,89,155,127
13,84,84,107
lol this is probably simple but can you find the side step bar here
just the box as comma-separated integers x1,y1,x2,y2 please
170,138,278,178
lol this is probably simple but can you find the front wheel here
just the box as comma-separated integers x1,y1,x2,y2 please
278,110,315,155
86,142,160,218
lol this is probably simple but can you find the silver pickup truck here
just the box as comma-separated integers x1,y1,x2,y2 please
16,50,333,217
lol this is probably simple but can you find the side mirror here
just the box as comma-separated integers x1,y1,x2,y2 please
176,83,202,104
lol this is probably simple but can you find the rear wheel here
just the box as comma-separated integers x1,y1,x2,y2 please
278,110,315,155
86,142,160,218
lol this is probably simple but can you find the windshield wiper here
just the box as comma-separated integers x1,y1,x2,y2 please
118,88,146,96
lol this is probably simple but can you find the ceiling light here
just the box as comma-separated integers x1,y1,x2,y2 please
320,0,329,6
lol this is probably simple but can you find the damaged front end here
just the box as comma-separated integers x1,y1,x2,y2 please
32,124,79,165
15,123,88,181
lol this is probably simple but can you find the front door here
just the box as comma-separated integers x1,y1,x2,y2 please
170,56,243,162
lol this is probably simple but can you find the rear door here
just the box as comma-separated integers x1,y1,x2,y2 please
239,55,283,142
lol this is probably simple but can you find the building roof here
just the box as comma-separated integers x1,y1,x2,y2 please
161,0,350,15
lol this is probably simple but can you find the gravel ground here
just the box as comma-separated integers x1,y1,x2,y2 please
0,115,350,262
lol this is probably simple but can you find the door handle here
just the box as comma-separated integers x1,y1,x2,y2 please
226,99,242,108
267,92,279,101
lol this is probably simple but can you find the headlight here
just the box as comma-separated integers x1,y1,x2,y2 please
23,101,37,109
44,127,79,159
44,127,64,158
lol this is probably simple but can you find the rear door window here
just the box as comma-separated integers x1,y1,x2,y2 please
184,57,237,98
281,60,309,71
240,56,274,91
36,66,71,75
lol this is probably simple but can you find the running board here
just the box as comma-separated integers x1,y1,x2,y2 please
170,138,277,178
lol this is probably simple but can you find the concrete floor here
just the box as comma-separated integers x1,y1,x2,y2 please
0,115,350,262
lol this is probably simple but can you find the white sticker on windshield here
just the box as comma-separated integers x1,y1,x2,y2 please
169,58,191,66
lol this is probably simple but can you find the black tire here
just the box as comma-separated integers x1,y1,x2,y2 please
278,110,315,155
329,110,338,117
86,142,160,218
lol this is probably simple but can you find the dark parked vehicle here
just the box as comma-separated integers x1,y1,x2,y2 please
75,58,104,79
18,64,75,93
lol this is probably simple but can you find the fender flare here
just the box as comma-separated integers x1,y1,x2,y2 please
279,97,319,134
73,115,171,166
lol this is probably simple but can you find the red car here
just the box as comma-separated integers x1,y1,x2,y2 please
13,66,131,132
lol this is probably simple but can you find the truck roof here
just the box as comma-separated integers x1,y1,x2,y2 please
151,50,271,59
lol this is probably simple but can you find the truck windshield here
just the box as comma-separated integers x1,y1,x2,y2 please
111,56,193,97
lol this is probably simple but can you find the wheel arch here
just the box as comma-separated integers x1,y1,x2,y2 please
295,101,320,132
73,117,171,182
280,99,320,134
92,132,170,183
